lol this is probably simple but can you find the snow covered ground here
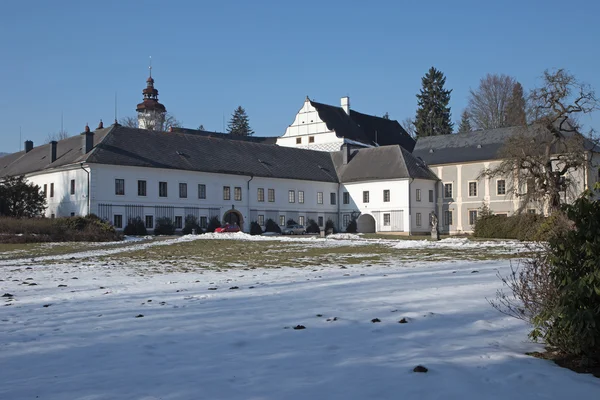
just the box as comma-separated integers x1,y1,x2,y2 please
1,238,599,399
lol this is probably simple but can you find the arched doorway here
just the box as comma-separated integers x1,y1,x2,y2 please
223,209,244,230
357,214,376,233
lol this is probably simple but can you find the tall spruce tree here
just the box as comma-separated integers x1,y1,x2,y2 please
414,67,453,137
505,82,527,126
457,110,472,134
382,112,390,120
227,106,254,136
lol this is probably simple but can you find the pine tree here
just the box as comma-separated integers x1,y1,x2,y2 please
505,82,527,127
414,67,453,137
382,112,390,120
198,124,205,131
457,110,472,134
227,106,254,136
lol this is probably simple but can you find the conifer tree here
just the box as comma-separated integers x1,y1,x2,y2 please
505,82,527,127
227,106,254,136
414,67,453,137
457,110,472,134
382,112,390,120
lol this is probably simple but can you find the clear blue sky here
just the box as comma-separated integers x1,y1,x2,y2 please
1,0,599,152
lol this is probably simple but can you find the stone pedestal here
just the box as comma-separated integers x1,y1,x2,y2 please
431,229,440,241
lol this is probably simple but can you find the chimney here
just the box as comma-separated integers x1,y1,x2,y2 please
342,143,351,164
96,119,104,130
341,96,350,115
24,140,33,153
50,141,57,163
82,129,94,155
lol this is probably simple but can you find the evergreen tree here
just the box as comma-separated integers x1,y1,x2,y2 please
198,124,205,131
382,112,390,120
505,82,527,127
227,106,254,136
0,175,46,217
457,110,472,134
414,67,453,137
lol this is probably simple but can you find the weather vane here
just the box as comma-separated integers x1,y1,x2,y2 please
149,56,152,77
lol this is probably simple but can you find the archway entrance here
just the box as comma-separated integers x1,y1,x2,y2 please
223,209,244,230
357,214,376,233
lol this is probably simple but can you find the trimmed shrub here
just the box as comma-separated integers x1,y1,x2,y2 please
250,221,263,235
182,215,202,235
206,216,221,233
346,219,357,233
473,213,545,241
123,217,147,236
305,219,320,234
533,211,573,242
325,219,336,234
286,219,298,227
265,218,281,233
153,217,176,236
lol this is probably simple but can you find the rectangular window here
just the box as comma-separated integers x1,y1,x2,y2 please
50,183,54,198
288,190,295,203
257,188,264,202
175,216,183,229
159,182,168,197
343,214,350,228
268,189,275,202
43,184,47,198
497,180,506,195
138,180,147,196
469,182,477,197
383,189,390,202
416,213,422,227
257,215,265,226
363,191,369,203
298,216,305,226
145,215,154,229
416,189,421,202
115,179,124,195
198,184,206,199
113,214,123,228
444,183,452,198
527,209,536,214
223,186,231,200
279,215,285,226
330,192,336,205
50,213,55,219
429,189,434,202
309,136,315,143
318,216,324,226
469,210,478,225
234,187,242,201
70,212,75,217
200,216,208,228
296,137,301,144
444,210,453,226
179,183,188,198
70,179,75,195
343,192,350,204
383,213,391,226
317,192,323,204
298,190,304,204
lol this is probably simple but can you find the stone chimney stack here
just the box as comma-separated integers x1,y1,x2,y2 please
24,140,33,153
342,143,351,164
82,124,94,154
341,96,350,115
97,120,104,130
50,141,57,163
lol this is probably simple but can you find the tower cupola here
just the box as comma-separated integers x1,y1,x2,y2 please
136,60,167,131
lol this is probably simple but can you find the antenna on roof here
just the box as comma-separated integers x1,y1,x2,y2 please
375,130,378,146
19,126,22,151
114,91,118,123
61,112,64,134
149,56,152,78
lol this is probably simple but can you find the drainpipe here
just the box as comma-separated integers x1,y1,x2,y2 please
337,182,341,230
408,178,414,236
80,163,90,216
246,175,254,232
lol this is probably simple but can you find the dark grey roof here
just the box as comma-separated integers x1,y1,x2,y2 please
0,127,112,178
332,145,438,183
310,101,415,151
85,126,338,182
173,127,278,145
413,126,520,165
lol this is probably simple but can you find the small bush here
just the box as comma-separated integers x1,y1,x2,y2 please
153,217,175,236
206,216,221,233
346,219,357,233
250,221,263,235
325,219,336,234
182,215,202,235
305,219,320,234
473,213,545,241
286,219,297,227
533,211,572,241
265,218,281,233
123,217,147,236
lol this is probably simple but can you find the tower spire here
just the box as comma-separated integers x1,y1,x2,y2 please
136,59,166,131
149,56,152,78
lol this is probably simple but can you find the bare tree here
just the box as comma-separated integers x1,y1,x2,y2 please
482,69,599,214
401,117,416,138
467,74,518,130
119,113,182,131
119,116,138,128
44,129,70,143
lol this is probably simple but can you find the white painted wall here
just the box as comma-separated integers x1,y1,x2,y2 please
27,167,89,218
409,179,438,234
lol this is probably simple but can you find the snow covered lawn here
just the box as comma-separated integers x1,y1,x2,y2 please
1,237,599,399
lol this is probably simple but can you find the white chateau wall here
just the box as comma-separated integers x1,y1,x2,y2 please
409,179,438,234
27,167,90,218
